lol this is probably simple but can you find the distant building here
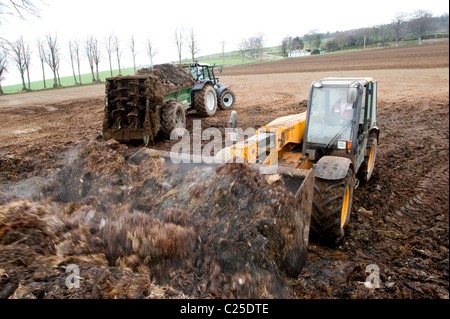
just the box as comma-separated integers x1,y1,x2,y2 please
289,49,310,58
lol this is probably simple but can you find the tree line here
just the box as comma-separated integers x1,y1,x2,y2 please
0,25,265,95
172,27,266,65
0,33,159,94
281,10,449,57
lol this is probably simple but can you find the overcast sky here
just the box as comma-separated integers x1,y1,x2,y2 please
1,0,448,86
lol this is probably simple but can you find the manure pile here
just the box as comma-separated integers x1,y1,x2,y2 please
0,140,308,298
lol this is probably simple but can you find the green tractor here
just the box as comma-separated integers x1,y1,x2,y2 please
187,62,236,115
102,63,235,145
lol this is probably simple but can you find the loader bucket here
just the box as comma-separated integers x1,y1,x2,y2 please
129,148,314,276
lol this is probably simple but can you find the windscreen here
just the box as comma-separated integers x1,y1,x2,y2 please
306,86,355,145
190,66,198,81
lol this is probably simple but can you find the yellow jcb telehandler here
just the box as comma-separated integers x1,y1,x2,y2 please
219,77,379,244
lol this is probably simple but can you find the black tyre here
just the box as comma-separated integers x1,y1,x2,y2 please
357,134,377,184
160,100,186,139
194,85,217,116
218,89,236,110
311,168,354,245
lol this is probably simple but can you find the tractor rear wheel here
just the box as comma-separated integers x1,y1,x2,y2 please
160,100,186,139
194,85,217,116
311,168,354,245
218,89,236,110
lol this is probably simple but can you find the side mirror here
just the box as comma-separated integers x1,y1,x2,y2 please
347,87,358,103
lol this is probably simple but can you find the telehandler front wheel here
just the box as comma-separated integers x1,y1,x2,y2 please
160,100,186,139
311,168,354,245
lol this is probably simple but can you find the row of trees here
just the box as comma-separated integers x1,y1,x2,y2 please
0,25,265,95
324,10,448,51
172,27,266,65
0,33,160,94
238,34,265,62
281,30,324,57
281,10,449,56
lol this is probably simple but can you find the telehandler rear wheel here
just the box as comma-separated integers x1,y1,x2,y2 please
311,168,354,245
357,135,377,184
160,100,186,139
194,85,217,116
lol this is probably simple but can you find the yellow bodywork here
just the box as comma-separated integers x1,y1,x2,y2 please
228,112,313,169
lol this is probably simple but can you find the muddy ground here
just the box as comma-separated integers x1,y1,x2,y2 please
0,42,448,299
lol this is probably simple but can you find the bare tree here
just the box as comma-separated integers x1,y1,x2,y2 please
56,58,61,86
8,36,28,91
255,33,265,62
238,39,247,63
44,33,60,88
245,37,258,59
92,36,101,82
112,34,122,74
313,34,321,50
0,48,7,95
282,36,296,57
68,40,78,84
37,38,46,88
377,24,391,46
187,28,200,62
146,37,158,66
130,35,136,73
0,0,40,21
220,40,225,65
410,9,433,45
174,27,184,65
390,13,407,47
105,33,114,76
244,34,264,61
72,38,82,85
85,36,96,82
23,38,31,90
283,36,304,56
303,30,315,49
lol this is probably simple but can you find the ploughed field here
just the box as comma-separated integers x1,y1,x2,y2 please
0,41,448,298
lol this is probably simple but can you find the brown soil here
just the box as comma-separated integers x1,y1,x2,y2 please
222,42,449,75
0,42,448,299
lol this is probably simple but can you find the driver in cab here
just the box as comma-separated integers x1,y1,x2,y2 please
333,89,354,123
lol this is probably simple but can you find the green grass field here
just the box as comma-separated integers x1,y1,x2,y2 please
1,67,137,94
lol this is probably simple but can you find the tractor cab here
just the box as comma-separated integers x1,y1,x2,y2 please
189,62,219,85
303,78,378,173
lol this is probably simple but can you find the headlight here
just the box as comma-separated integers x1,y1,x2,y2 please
337,140,351,150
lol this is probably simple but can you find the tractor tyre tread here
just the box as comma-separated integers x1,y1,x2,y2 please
357,134,378,184
311,168,354,245
194,85,217,117
160,100,186,139
218,88,236,110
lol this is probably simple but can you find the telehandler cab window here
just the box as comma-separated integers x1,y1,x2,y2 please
306,86,355,145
